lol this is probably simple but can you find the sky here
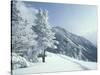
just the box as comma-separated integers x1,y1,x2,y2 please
23,1,97,45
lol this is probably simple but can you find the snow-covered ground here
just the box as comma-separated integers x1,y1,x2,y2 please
12,52,97,75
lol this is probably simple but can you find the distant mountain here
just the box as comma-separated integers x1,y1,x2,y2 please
82,31,97,46
47,26,97,62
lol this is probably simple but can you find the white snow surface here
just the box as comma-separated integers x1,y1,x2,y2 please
12,52,97,75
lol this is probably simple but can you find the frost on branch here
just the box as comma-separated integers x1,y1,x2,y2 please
32,9,59,62
11,0,38,63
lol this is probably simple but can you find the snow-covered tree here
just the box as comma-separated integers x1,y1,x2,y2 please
32,9,59,62
11,0,37,62
12,52,30,69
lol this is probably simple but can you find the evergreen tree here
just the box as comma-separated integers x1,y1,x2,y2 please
33,9,58,62
11,0,37,62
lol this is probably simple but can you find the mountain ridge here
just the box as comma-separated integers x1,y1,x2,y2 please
47,26,97,62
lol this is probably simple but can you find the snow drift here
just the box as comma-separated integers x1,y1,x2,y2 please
12,52,97,75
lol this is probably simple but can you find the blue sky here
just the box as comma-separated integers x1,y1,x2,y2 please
24,1,97,44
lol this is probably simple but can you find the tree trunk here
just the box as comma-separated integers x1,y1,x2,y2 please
42,50,45,63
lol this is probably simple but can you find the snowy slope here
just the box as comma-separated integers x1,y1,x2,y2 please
12,52,97,75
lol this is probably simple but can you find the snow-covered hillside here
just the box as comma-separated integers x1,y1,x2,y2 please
11,1,97,75
48,27,97,62
12,52,97,75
